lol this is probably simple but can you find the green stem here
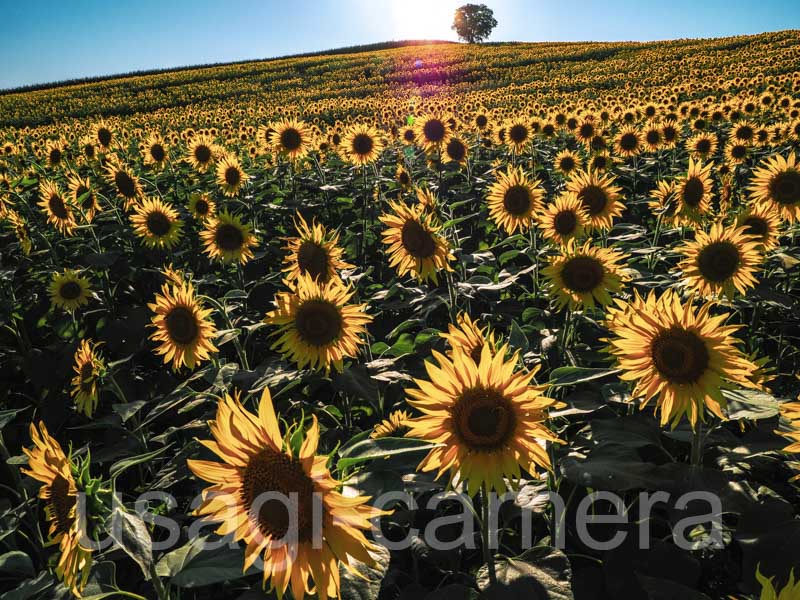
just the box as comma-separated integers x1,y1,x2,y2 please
690,421,704,467
480,484,497,586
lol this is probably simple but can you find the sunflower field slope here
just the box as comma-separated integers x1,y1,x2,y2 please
1,29,800,600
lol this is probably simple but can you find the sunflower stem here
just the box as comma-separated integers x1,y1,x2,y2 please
480,484,497,586
691,421,704,467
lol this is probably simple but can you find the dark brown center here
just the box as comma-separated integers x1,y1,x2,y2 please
770,170,800,206
452,387,516,452
697,241,740,282
554,210,578,235
215,223,245,252
297,241,330,282
115,171,137,198
503,185,531,216
560,256,605,293
650,327,710,384
682,177,704,207
295,300,342,346
146,211,172,237
578,184,608,216
48,193,69,219
423,119,446,143
59,281,82,300
280,128,302,152
165,306,199,345
351,133,374,156
401,219,437,258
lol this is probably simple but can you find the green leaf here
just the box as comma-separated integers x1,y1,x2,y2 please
509,320,529,353
477,546,574,599
167,541,256,588
0,407,27,431
548,367,620,387
0,551,34,577
337,437,436,472
107,506,154,580
110,444,173,480
339,543,390,600
723,388,784,420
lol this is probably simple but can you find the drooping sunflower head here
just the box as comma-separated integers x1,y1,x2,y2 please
342,124,384,165
607,289,758,429
215,153,248,197
282,213,352,284
129,197,183,249
200,210,259,265
735,202,782,251
440,312,496,364
415,186,438,212
542,240,626,310
677,223,763,299
269,118,313,161
71,339,104,418
187,387,386,600
371,409,412,439
406,343,562,495
486,165,544,234
566,168,624,231
49,269,92,312
148,280,218,370
38,179,77,235
396,164,412,189
67,175,100,222
265,275,372,373
187,192,216,221
104,160,142,209
187,134,218,172
22,422,93,596
749,152,800,222
538,191,589,246
379,200,454,284
414,113,452,153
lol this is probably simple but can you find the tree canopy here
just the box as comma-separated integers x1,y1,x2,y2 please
452,4,498,44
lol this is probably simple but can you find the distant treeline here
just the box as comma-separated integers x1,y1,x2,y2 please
0,39,457,96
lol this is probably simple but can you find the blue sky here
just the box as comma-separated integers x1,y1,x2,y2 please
0,0,798,90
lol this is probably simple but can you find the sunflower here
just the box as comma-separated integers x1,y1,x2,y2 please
538,192,589,246
1,209,32,255
440,312,496,363
38,180,77,235
542,240,626,310
723,140,749,165
371,409,412,439
400,125,416,146
71,339,104,418
130,197,184,249
554,148,581,176
264,275,372,373
607,289,758,428
687,132,718,161
748,152,800,222
22,422,93,596
677,223,762,299
187,134,218,172
675,158,714,224
45,139,66,167
379,200,453,284
187,192,216,221
216,154,248,197
406,343,561,495
778,401,800,481
443,136,468,166
67,175,100,222
91,120,114,150
342,124,384,165
648,180,680,224
614,125,642,157
414,186,438,213
49,270,92,312
142,133,169,168
188,388,386,599
661,120,680,148
414,113,452,154
282,214,352,285
104,161,142,209
756,568,800,600
200,210,259,265
735,203,782,251
566,168,624,231
732,121,757,145
486,165,544,234
504,119,531,152
148,280,218,370
269,118,313,161
643,125,663,151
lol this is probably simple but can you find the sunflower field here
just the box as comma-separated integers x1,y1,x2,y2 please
2,31,800,600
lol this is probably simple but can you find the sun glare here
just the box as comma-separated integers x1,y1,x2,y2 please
389,0,460,40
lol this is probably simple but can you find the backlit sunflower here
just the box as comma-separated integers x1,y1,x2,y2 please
736,203,782,251
748,152,800,222
440,312,496,363
443,136,468,166
216,154,248,197
264,274,372,372
566,168,624,231
104,161,142,209
187,192,216,221
675,158,714,225
371,409,412,439
342,124,384,165
538,192,589,246
677,223,762,299
49,269,91,312
67,175,100,222
200,210,258,265
542,240,626,310
130,197,183,249
486,165,544,234
414,113,452,154
406,343,562,495
38,179,77,235
270,118,313,161
379,200,453,284
282,213,352,284
607,289,758,428
187,134,218,172
148,280,218,370
22,422,93,596
614,125,642,157
71,339,104,418
188,387,386,600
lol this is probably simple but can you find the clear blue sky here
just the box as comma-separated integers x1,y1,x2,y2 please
0,0,798,90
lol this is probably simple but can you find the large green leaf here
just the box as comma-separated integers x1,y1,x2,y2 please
477,546,574,599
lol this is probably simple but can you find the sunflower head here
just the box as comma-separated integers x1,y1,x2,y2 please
343,124,384,165
200,210,259,265
440,312,496,364
414,113,452,153
486,165,544,234
542,240,626,310
49,270,92,312
270,118,313,160
371,409,412,439
38,179,77,235
130,197,183,249
566,169,624,231
71,339,104,417
749,152,800,222
104,161,142,209
187,192,216,221
735,203,782,251
282,213,352,284
216,154,248,197
539,192,589,246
